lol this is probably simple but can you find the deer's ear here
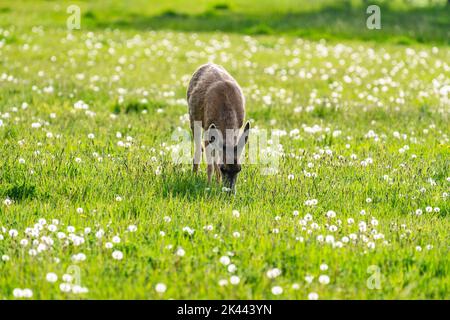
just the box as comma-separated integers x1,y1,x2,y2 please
242,121,250,144
237,121,250,156
207,123,216,143
206,123,222,146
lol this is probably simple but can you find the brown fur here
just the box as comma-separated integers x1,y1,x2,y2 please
187,63,249,190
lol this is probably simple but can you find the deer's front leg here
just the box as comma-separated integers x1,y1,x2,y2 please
214,156,221,183
205,141,214,184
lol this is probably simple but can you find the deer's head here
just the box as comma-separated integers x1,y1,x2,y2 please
206,121,250,192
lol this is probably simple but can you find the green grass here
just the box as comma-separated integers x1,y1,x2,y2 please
0,0,449,299
0,0,448,44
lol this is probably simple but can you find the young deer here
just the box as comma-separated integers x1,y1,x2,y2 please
187,63,250,192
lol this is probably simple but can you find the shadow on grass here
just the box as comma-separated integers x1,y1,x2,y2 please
158,169,224,201
2,182,36,201
90,3,450,44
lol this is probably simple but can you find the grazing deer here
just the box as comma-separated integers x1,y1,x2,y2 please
187,63,250,192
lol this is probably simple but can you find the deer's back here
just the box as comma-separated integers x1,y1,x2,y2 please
187,63,245,130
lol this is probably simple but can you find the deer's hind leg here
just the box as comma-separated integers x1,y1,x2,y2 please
191,121,202,173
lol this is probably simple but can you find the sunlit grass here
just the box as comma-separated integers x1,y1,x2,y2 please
0,0,449,300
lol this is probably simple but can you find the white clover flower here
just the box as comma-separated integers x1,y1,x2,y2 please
292,283,300,290
71,253,86,262
271,286,283,295
318,275,330,284
320,263,328,271
415,246,422,252
105,242,113,249
115,196,123,202
266,268,282,279
60,283,71,292
176,248,185,257
227,264,237,273
62,274,73,283
9,229,18,237
182,226,195,235
46,272,58,283
76,207,84,214
155,283,167,293
2,255,10,262
218,279,228,286
220,256,231,266
3,198,12,206
128,225,137,232
305,275,314,283
112,250,123,260
230,275,240,285
233,231,241,238
95,229,104,239
232,210,240,218
112,236,121,243
72,285,89,294
334,241,343,248
359,222,367,233
326,210,336,218
308,292,319,300
12,288,32,298
22,289,33,298
13,288,24,298
329,225,338,232
87,133,95,139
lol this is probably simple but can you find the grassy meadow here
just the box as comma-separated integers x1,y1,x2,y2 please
0,0,449,299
